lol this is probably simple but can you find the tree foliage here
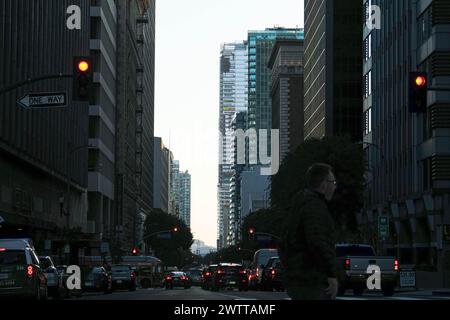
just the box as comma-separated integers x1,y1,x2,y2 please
144,209,194,267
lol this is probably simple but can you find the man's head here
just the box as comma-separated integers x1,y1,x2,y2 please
305,163,337,201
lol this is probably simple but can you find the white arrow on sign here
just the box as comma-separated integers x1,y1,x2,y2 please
18,92,67,109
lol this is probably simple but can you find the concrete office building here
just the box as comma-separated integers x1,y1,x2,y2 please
304,0,363,141
115,0,155,250
0,0,90,259
88,0,118,255
268,39,305,162
153,137,171,213
360,0,450,288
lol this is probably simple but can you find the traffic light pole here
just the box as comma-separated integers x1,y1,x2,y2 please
0,73,73,96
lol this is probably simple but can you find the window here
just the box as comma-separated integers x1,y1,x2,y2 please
364,108,372,135
364,34,372,61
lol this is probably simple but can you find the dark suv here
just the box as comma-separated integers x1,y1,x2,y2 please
201,265,217,290
111,265,136,291
260,257,284,291
210,263,248,292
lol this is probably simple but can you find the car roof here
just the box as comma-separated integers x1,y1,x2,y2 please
0,239,34,250
218,263,243,267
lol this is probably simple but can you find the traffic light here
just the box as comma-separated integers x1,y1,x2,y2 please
248,228,255,240
173,227,179,232
409,72,428,113
73,57,92,101
131,247,139,255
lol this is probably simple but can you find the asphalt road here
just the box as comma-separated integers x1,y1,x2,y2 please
76,286,450,301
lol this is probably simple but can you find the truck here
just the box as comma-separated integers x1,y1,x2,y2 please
336,244,399,297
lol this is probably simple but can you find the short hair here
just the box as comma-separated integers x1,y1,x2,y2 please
306,163,333,189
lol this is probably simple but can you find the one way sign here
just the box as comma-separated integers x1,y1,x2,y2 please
18,92,67,109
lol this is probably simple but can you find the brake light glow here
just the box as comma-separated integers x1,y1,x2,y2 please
205,272,210,277
394,260,399,271
217,270,224,274
271,269,276,276
27,265,34,277
0,248,6,252
240,270,247,274
166,276,172,280
180,276,187,280
345,259,351,270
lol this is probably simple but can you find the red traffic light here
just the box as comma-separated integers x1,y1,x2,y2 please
77,60,90,73
248,228,255,235
415,76,426,87
131,247,139,255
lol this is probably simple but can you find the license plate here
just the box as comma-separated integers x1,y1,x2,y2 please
0,274,9,280
0,279,15,287
117,280,122,284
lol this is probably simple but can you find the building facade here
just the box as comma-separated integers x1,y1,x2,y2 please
304,0,363,141
360,0,450,288
268,39,305,162
218,42,248,249
172,162,191,228
114,0,155,251
0,0,90,259
88,0,117,254
153,137,170,213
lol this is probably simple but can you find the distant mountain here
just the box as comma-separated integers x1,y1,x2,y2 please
191,239,216,257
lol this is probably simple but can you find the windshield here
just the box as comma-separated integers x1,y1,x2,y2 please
111,266,130,272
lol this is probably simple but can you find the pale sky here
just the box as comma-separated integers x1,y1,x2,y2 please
155,0,305,247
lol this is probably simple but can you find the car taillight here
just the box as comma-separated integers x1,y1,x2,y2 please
131,272,136,279
27,265,34,277
180,276,186,280
217,270,224,275
240,270,247,274
345,259,351,270
205,272,210,277
271,269,276,276
166,276,172,280
0,248,6,252
394,260,399,271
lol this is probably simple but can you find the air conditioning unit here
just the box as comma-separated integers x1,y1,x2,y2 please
86,220,96,234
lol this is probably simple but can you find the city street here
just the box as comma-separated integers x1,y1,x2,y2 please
75,287,450,301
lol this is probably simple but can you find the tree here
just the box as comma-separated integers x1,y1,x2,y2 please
144,209,193,267
271,136,365,240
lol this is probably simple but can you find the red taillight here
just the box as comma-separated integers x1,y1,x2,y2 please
166,276,172,281
394,260,399,271
180,276,187,280
217,270,224,275
131,272,136,279
345,259,351,270
271,269,276,276
27,265,34,277
0,248,6,252
240,270,247,275
205,272,211,277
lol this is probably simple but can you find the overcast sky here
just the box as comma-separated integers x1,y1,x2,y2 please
154,0,305,247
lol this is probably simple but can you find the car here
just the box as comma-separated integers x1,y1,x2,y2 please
201,265,218,290
38,256,61,298
336,244,399,297
0,239,48,300
210,263,248,292
260,257,284,292
111,264,136,291
83,266,113,294
185,269,203,286
251,249,279,290
164,272,191,289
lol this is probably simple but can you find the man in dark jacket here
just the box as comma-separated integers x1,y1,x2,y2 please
281,163,338,300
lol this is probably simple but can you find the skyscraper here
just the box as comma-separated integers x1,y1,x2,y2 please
115,0,155,250
268,39,305,162
247,28,303,163
360,0,450,287
0,0,90,257
218,42,248,249
171,160,191,228
153,137,171,213
304,0,363,141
